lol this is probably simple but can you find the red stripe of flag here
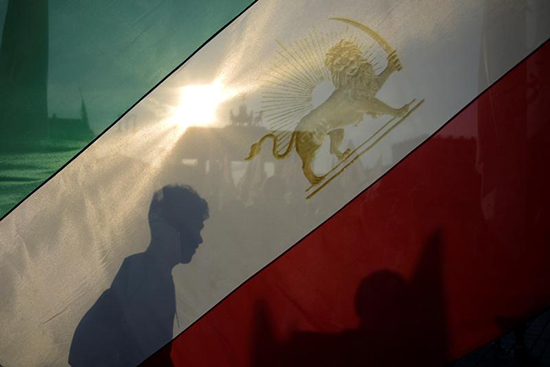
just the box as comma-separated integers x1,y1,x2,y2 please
144,40,550,366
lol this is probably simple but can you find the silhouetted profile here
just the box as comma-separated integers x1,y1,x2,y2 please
69,185,209,367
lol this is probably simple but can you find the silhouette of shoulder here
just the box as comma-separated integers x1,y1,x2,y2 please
110,253,150,301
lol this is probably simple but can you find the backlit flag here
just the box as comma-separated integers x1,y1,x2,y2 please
0,0,253,217
1,1,549,366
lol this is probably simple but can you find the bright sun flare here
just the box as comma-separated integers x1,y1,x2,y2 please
170,81,226,130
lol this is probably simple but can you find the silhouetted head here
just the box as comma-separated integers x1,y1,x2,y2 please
355,270,409,331
148,185,209,264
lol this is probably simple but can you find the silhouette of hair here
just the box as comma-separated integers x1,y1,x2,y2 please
148,184,209,225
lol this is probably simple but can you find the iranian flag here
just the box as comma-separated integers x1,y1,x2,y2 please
0,1,549,366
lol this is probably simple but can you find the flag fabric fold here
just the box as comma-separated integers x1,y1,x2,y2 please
0,1,549,366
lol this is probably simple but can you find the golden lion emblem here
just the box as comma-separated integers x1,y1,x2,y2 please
246,19,419,189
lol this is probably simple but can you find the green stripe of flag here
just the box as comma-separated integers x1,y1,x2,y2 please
0,0,254,218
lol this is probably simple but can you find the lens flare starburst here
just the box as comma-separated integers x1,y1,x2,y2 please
169,81,227,131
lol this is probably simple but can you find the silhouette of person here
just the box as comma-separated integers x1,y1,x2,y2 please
261,271,414,367
253,230,446,367
69,185,209,367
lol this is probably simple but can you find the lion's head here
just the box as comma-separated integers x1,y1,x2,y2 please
325,40,376,93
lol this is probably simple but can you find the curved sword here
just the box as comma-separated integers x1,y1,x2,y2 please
330,17,395,55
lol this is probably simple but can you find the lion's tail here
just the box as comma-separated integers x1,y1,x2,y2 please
245,131,297,161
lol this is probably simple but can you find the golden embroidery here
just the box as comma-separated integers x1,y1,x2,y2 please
246,18,424,198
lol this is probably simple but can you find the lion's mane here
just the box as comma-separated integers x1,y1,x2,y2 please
325,40,377,97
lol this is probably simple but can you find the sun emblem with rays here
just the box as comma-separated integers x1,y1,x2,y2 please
245,18,424,198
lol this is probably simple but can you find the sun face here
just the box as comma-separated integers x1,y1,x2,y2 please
170,81,226,130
